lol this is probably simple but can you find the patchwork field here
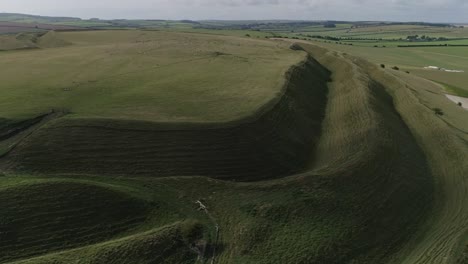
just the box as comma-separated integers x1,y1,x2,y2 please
261,23,468,98
0,27,466,264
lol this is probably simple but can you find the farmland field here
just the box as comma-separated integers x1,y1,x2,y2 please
0,17,467,264
255,23,468,97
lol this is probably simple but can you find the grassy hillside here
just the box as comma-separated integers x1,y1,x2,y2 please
0,30,302,122
347,53,468,264
0,31,72,51
0,29,466,264
0,33,39,50
0,13,81,24
0,180,150,263
14,221,204,264
2,55,330,180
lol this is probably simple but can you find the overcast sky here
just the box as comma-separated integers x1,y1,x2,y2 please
1,0,467,22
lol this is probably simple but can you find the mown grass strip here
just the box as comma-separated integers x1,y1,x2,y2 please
433,80,468,97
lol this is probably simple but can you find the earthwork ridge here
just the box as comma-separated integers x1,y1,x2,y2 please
2,53,330,181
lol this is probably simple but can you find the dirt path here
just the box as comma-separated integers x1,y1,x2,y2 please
0,111,64,161
196,200,220,264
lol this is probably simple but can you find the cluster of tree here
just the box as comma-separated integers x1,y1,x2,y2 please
194,21,323,31
194,21,348,32
352,22,453,28
406,35,448,41
299,34,341,41
398,44,468,47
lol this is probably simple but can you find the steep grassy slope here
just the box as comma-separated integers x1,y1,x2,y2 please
0,180,151,263
352,57,468,264
3,55,330,180
14,221,204,264
35,31,71,48
0,31,71,51
458,245,468,264
0,33,37,51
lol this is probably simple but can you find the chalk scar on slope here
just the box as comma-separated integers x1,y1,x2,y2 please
445,94,468,110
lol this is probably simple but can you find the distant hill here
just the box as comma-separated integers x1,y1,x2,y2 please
0,13,81,24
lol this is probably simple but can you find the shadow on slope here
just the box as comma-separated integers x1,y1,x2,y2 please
0,181,151,263
14,221,204,264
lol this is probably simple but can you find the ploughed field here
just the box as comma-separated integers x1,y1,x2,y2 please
0,30,466,264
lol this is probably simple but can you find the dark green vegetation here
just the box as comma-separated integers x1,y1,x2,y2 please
0,23,467,264
458,245,468,264
436,81,468,98
0,181,150,262
16,221,205,264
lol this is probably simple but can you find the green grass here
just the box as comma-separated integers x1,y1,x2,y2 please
14,221,204,264
458,245,468,264
241,23,468,96
299,24,468,40
0,30,303,122
433,81,468,97
0,180,151,263
2,55,330,180
0,28,467,264
301,40,468,96
1,41,441,263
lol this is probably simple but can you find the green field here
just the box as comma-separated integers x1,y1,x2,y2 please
298,40,468,96
0,20,467,264
0,30,302,122
253,23,468,97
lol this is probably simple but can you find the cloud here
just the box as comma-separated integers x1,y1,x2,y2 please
0,0,467,22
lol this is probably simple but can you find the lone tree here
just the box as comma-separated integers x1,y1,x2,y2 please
380,64,385,69
458,102,463,107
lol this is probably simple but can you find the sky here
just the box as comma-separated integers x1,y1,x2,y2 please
1,0,467,22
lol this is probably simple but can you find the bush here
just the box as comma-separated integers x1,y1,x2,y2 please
433,108,444,115
245,34,251,37
458,102,463,107
406,71,410,74
380,64,385,69
392,66,400,70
